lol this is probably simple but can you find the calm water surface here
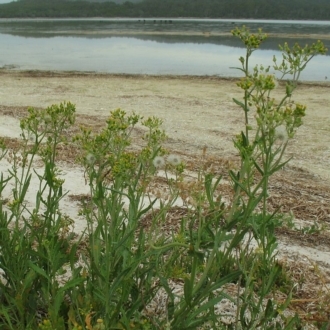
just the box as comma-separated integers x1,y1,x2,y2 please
0,18,329,81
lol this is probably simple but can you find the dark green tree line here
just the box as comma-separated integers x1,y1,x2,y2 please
1,0,330,19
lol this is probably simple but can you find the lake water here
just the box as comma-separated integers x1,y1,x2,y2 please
0,18,330,81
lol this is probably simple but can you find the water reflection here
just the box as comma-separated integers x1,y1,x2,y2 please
2,18,330,36
0,19,329,80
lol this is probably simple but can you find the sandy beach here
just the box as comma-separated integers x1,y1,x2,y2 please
1,70,330,178
1,69,330,323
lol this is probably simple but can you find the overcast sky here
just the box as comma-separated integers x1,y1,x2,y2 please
0,0,14,3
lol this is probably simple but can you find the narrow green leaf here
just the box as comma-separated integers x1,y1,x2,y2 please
240,302,251,327
190,294,229,319
264,298,277,319
229,169,239,182
241,131,248,147
22,269,37,292
159,275,175,302
137,197,157,218
60,276,85,292
233,97,249,111
45,163,54,188
269,158,291,175
53,290,65,317
252,159,264,175
19,173,32,203
229,228,249,250
179,317,207,330
206,270,241,293
265,264,281,294
27,260,50,281
183,278,193,307
230,66,245,73
205,173,214,207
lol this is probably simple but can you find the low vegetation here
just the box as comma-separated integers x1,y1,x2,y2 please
0,27,328,329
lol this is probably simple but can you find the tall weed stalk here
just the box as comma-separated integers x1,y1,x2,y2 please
227,26,327,329
0,103,80,329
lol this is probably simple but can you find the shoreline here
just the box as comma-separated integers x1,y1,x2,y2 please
1,17,330,22
1,68,330,86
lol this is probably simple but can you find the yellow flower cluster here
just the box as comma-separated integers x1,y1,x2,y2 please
232,26,267,50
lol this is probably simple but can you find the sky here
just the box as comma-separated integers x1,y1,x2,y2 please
0,0,14,3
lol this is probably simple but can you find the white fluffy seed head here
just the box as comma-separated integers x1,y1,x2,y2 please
86,153,96,165
167,154,181,166
275,125,288,142
153,156,165,168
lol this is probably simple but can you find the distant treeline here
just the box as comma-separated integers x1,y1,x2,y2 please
1,0,330,19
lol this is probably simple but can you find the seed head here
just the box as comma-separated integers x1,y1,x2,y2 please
167,154,181,166
86,153,96,165
275,125,288,142
153,156,165,168
43,115,52,124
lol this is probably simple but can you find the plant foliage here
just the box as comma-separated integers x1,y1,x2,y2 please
0,27,328,329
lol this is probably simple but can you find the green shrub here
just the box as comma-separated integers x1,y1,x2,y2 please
0,27,327,330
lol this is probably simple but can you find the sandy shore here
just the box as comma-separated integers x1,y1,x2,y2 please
1,69,330,180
